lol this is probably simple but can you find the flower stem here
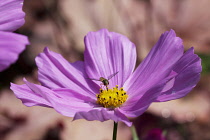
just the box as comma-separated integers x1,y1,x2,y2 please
131,125,140,140
112,121,118,140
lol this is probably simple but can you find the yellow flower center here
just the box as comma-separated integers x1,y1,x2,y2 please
96,85,128,108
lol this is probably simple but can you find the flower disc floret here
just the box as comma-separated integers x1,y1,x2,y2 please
96,85,128,108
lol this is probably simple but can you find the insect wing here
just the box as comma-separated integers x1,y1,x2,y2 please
86,78,100,81
107,71,119,80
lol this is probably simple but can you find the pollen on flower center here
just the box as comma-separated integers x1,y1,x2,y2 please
96,85,128,108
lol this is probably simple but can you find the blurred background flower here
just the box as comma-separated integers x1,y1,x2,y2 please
1,0,210,140
143,128,166,140
0,0,29,72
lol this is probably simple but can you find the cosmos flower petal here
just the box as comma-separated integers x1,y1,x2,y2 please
0,0,25,31
0,31,29,72
52,88,96,103
11,79,93,117
36,47,98,97
46,94,94,117
73,108,132,126
124,29,184,98
120,91,159,118
84,29,136,88
24,80,93,117
24,80,92,117
120,73,176,117
156,47,202,101
11,82,52,107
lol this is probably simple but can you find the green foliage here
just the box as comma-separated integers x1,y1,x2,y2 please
199,54,210,74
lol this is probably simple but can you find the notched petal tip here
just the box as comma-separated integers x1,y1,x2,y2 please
43,47,50,53
161,29,183,44
164,29,176,36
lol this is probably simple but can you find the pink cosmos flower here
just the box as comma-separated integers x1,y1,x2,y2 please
11,29,201,126
0,0,29,72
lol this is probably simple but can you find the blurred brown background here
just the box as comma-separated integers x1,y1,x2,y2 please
0,0,210,140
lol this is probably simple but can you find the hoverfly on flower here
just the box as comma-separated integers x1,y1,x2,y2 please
87,71,119,90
